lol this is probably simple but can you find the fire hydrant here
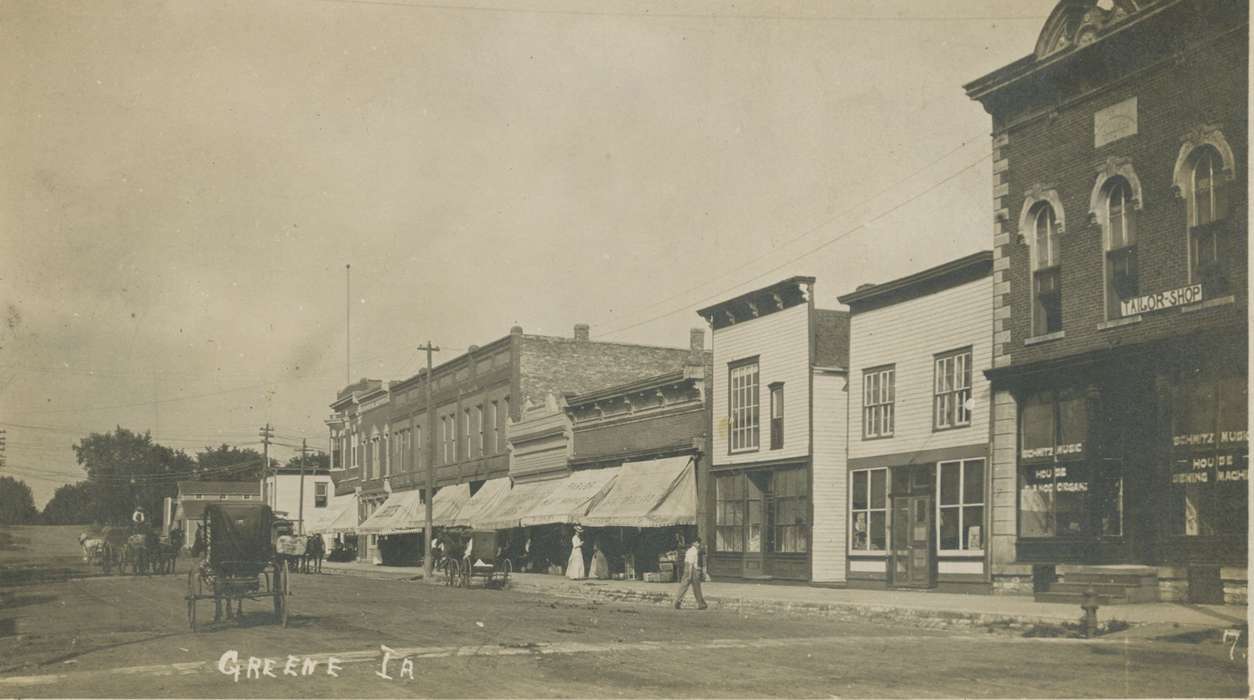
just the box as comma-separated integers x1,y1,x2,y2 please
1081,587,1100,638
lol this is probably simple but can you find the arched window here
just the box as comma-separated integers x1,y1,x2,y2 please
1188,146,1228,295
1190,146,1227,227
1103,177,1138,318
1030,202,1062,336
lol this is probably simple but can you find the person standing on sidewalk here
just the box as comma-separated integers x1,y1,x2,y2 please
672,537,707,610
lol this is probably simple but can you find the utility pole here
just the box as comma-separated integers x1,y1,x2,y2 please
0,428,6,469
259,423,274,508
298,438,308,535
346,264,352,387
418,341,440,580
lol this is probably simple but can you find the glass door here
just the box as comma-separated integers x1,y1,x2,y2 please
743,472,769,577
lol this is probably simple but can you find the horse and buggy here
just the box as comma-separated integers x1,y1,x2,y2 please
438,530,511,589
275,531,326,574
80,527,180,576
185,502,290,630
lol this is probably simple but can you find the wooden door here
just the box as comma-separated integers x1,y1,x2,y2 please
891,495,934,587
742,473,768,577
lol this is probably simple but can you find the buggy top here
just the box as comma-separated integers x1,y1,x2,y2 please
203,503,278,576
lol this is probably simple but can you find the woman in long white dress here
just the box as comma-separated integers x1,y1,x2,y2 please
589,540,609,580
566,527,586,579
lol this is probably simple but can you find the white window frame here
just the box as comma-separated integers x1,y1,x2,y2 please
314,482,328,508
1030,202,1062,337
728,360,760,452
936,458,985,555
862,366,895,439
849,467,889,554
1102,177,1138,320
475,405,485,455
934,350,972,430
487,401,498,455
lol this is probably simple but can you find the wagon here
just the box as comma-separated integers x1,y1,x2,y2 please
455,530,511,589
185,503,290,630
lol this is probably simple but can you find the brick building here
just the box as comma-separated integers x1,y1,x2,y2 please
326,324,697,564
697,277,850,582
965,0,1247,602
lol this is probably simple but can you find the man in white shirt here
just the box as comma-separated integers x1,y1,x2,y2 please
672,537,708,610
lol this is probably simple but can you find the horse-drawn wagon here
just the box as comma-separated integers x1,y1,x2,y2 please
451,530,511,588
185,503,290,630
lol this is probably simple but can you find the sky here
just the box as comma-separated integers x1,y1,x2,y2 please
0,0,1056,507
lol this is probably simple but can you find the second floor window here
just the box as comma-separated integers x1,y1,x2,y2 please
1188,146,1229,296
728,361,759,452
1104,177,1138,318
314,482,328,508
462,409,471,460
487,401,498,455
475,405,485,455
863,366,895,439
934,349,972,430
769,383,784,450
1031,202,1062,336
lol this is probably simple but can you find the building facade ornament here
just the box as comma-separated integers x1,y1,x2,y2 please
1171,124,1237,198
1088,156,1144,224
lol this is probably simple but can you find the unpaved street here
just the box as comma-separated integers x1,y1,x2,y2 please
0,566,1246,698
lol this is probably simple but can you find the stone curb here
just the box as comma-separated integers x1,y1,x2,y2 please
502,578,1087,630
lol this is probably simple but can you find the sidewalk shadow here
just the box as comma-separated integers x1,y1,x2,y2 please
1168,602,1246,626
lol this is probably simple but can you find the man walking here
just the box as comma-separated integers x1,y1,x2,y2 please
672,537,708,610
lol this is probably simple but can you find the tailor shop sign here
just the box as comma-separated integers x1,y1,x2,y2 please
1120,284,1201,317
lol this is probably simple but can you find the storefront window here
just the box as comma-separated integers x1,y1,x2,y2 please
1170,367,1248,537
1019,389,1098,538
771,468,808,553
715,474,745,552
851,468,888,551
938,459,984,551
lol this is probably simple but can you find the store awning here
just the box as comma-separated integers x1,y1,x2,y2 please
303,506,346,535
358,489,424,535
448,478,510,529
325,505,360,534
518,467,620,528
581,456,696,528
430,483,472,527
471,479,553,531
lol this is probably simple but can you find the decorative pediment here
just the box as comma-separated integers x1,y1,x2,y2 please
1172,124,1237,198
1017,184,1066,244
1035,0,1152,60
1088,156,1143,224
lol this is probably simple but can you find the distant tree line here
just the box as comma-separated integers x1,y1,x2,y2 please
1,427,289,527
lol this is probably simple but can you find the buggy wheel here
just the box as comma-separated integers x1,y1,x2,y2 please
186,568,199,631
273,565,289,627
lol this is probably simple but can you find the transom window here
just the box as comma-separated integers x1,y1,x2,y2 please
1104,177,1139,318
1030,202,1062,336
937,459,985,552
934,349,972,430
850,468,888,551
728,361,760,452
863,366,895,439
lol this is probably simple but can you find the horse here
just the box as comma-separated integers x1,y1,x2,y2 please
122,530,159,575
80,531,106,565
303,534,325,573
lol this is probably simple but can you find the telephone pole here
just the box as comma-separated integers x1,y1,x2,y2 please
418,341,440,580
298,438,308,535
259,423,274,508
0,428,7,469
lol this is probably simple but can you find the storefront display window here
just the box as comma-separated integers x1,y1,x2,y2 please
1019,389,1101,538
851,468,888,551
1169,366,1248,537
772,468,808,553
715,474,745,552
938,459,984,551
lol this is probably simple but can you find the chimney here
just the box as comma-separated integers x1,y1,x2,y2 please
687,328,705,365
856,283,876,291
510,325,523,336
574,323,590,342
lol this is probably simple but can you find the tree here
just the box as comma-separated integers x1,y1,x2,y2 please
42,481,95,525
285,451,330,471
0,476,39,524
195,444,269,482
73,427,195,526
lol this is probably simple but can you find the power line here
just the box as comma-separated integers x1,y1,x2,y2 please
308,0,1045,24
596,148,993,338
596,129,991,327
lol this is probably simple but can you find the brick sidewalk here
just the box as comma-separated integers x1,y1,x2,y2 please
318,559,1245,630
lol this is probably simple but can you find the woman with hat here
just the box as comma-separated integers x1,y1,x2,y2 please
566,526,586,580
